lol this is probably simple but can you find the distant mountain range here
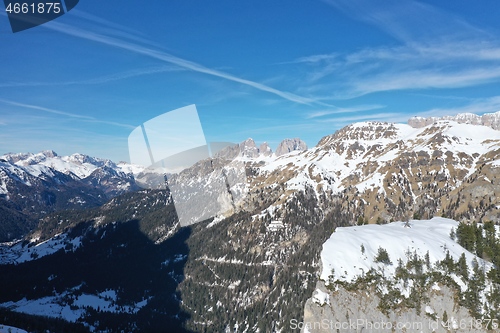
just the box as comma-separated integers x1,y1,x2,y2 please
0,151,140,241
408,110,500,130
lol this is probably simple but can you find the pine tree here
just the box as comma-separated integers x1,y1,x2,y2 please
357,216,365,226
456,222,476,252
375,247,392,265
474,223,484,257
458,253,468,280
425,251,431,270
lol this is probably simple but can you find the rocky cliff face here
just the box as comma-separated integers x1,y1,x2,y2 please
302,282,486,333
275,138,308,156
408,111,500,130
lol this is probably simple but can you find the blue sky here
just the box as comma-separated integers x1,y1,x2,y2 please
1,0,500,162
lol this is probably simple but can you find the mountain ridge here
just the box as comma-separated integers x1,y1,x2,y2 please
408,110,500,130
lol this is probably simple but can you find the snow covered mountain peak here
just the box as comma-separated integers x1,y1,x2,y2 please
0,151,139,237
66,152,106,166
0,150,131,180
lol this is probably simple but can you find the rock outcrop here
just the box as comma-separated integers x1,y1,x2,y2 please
239,138,260,158
275,138,308,156
259,142,273,157
302,282,487,333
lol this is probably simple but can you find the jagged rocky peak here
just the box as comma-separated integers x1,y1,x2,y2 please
408,111,500,130
239,138,259,158
25,150,59,165
41,150,58,158
232,138,274,158
68,152,98,164
67,153,117,168
275,138,307,156
259,142,272,156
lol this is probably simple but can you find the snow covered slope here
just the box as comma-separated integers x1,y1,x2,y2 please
1,288,149,326
320,217,491,284
0,231,82,264
0,325,28,333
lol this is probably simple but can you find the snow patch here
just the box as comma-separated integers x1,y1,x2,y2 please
0,233,82,265
312,289,330,306
0,325,28,333
0,288,149,323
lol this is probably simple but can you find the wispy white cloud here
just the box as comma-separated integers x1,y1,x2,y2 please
286,33,500,97
0,66,181,88
0,99,93,119
69,10,166,50
41,16,328,106
323,96,500,125
348,66,500,97
321,0,486,43
0,99,134,129
306,104,385,119
416,96,500,117
284,0,500,100
290,37,500,100
71,10,147,37
287,53,337,64
321,112,406,124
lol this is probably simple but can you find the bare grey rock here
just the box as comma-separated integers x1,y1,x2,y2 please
216,139,273,159
275,138,307,156
239,138,259,158
259,142,273,156
301,281,488,333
